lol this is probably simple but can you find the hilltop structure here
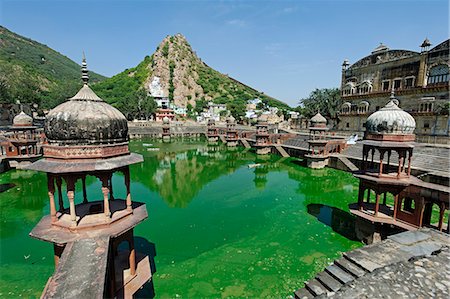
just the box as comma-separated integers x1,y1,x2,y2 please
350,91,449,242
25,57,151,298
339,39,449,142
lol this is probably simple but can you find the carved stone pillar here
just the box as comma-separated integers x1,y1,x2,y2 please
65,177,77,227
374,192,380,216
47,174,57,223
129,232,136,276
100,174,111,218
358,184,364,211
407,149,413,177
123,167,132,212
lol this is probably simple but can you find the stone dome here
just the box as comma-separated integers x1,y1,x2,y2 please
45,85,128,145
162,116,170,124
365,97,415,135
227,115,235,123
13,111,33,127
45,57,128,146
310,112,327,124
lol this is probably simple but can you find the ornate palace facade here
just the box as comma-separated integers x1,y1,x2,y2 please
338,39,449,142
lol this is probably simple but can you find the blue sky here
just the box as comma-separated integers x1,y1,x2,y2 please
1,0,448,106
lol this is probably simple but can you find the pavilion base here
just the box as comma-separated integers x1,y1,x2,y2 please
208,137,219,144
256,147,271,155
305,154,329,169
227,141,238,147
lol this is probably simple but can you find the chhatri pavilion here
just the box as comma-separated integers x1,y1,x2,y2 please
25,57,152,298
350,91,449,241
0,110,43,167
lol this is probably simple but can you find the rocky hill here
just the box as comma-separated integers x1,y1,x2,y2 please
0,26,106,109
93,34,290,112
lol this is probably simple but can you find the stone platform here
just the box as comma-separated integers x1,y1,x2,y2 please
294,229,450,298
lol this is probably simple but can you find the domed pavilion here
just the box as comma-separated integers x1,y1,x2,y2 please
350,90,449,243
0,110,43,167
255,118,270,155
225,115,238,147
207,118,219,143
25,57,152,298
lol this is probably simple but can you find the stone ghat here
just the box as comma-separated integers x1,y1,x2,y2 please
294,228,450,299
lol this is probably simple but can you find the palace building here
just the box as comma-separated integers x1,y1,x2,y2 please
339,39,449,143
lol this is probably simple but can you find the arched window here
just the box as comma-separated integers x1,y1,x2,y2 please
341,102,351,114
359,81,372,94
428,64,449,85
343,82,355,96
358,101,369,114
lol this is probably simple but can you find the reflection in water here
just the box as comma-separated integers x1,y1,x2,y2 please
0,138,364,298
130,141,254,208
307,204,358,241
0,183,15,193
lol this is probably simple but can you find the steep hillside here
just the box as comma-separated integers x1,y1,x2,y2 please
0,26,106,109
93,34,290,114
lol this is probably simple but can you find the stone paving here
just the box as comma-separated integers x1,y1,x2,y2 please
294,229,450,299
324,248,450,298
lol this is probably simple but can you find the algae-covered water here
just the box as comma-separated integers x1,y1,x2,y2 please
0,139,362,298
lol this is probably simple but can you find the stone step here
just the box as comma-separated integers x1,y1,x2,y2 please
294,287,314,299
305,278,327,296
335,257,367,278
275,145,290,157
325,264,354,285
315,270,343,292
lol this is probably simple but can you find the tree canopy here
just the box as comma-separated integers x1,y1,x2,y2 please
298,88,341,121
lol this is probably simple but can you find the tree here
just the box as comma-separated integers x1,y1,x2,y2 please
227,101,246,121
298,88,341,121
194,98,207,114
136,89,156,120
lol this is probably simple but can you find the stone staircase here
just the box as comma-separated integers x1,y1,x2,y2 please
240,139,251,149
274,145,290,157
294,229,449,298
219,135,227,144
294,255,368,298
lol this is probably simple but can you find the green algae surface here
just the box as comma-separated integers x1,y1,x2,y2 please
0,139,362,298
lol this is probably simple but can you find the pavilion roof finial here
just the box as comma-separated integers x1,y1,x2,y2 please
81,52,89,85
390,88,395,99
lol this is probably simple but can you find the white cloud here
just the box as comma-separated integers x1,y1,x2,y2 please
226,19,247,27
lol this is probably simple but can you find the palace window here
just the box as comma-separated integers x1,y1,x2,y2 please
394,79,402,89
357,101,369,114
341,102,352,114
404,77,415,89
358,81,372,94
382,80,390,91
346,122,349,128
427,64,449,85
419,102,433,113
424,122,430,129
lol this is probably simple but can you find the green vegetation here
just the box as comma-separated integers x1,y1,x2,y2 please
196,65,290,110
91,56,153,116
298,88,341,122
0,26,106,109
168,60,175,101
1,27,290,117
